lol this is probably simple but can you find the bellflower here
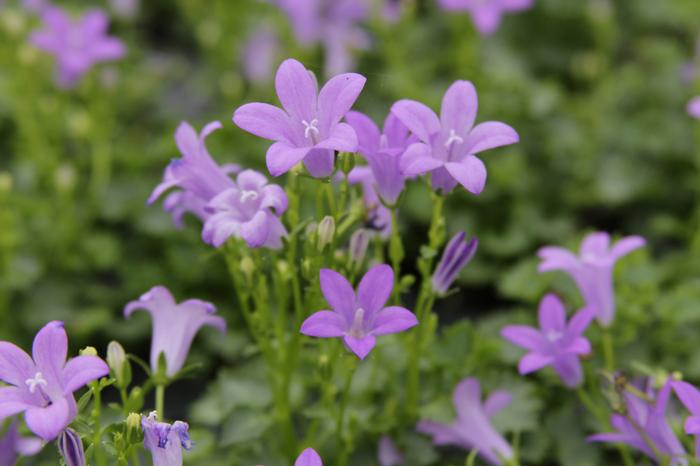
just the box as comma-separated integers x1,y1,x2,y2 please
672,381,700,459
0,422,42,466
58,428,86,466
347,167,392,237
242,27,278,83
378,436,404,466
202,169,288,249
537,231,646,327
688,97,700,119
392,80,519,194
589,381,687,466
300,264,418,359
431,231,478,295
30,7,126,88
233,58,366,178
124,286,226,377
501,294,594,388
142,412,192,466
417,378,514,465
0,321,109,441
437,0,533,36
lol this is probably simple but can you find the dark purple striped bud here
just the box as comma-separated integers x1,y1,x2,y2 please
431,232,478,294
58,428,86,466
349,229,370,266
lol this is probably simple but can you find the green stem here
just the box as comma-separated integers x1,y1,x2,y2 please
336,360,358,466
91,383,105,466
388,206,404,303
155,384,165,420
602,328,615,372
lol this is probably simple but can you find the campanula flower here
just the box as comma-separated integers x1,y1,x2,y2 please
378,436,404,466
0,321,109,440
672,381,700,459
124,286,226,377
538,231,645,327
233,58,366,178
30,7,126,88
0,422,42,466
501,294,594,388
431,231,478,295
301,264,418,359
347,166,392,237
417,378,514,465
58,428,86,466
242,27,279,83
142,412,192,466
202,169,288,249
589,380,687,465
437,0,533,36
392,80,519,194
688,97,700,119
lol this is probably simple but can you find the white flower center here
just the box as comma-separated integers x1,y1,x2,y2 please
444,129,464,148
25,372,48,393
348,308,366,338
302,119,320,140
240,190,259,203
546,330,563,343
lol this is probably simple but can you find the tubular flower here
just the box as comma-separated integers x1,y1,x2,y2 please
142,412,192,466
431,231,478,295
58,428,86,466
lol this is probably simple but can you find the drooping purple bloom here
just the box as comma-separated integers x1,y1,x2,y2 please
589,381,687,466
295,448,323,466
0,422,42,466
378,435,404,466
501,294,594,388
538,231,646,327
241,27,279,83
0,321,109,441
124,286,226,377
58,428,86,466
437,0,534,36
202,169,288,249
142,412,192,466
30,7,126,88
233,58,366,178
417,378,514,466
672,381,700,460
392,81,519,194
432,231,478,295
347,167,392,238
688,97,700,119
300,265,418,359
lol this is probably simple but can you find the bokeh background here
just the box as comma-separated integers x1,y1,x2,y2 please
1,0,700,464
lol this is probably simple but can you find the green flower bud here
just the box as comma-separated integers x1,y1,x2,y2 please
317,216,335,250
107,341,131,388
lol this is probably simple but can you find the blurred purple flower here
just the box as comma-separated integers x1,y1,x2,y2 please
0,321,109,441
538,231,645,327
378,435,403,466
142,412,192,466
672,381,700,460
242,27,279,83
124,286,226,377
295,448,323,466
392,80,519,194
382,0,406,23
30,7,126,88
58,428,86,466
432,231,478,294
688,97,700,119
0,422,42,466
347,166,392,238
501,294,594,388
417,378,513,465
437,0,533,36
301,264,417,359
202,169,288,249
589,381,687,466
109,0,139,20
233,58,365,178
21,0,49,14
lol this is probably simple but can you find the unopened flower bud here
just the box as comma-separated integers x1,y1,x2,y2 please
80,346,98,357
107,341,130,388
317,216,335,250
126,412,141,432
240,256,255,280
349,229,370,266
58,428,86,466
276,260,290,281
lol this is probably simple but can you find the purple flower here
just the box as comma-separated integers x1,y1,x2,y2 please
21,0,49,14
382,0,406,23
142,412,192,466
672,381,700,460
0,321,109,441
501,294,594,388
202,169,288,249
589,381,687,466
300,264,418,359
538,231,646,327
688,97,700,119
345,110,416,205
437,0,534,36
58,428,86,466
347,167,392,237
0,422,42,466
124,286,226,377
30,7,126,88
241,27,279,83
295,448,323,466
233,58,366,178
431,231,478,294
109,0,139,20
149,121,239,227
392,80,519,194
378,435,404,466
417,378,513,466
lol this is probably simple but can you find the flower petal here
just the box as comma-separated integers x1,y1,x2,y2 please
32,321,67,393
174,122,198,159
357,264,394,314
371,306,418,336
240,211,269,248
343,335,376,360
261,184,288,215
275,59,317,122
300,311,347,337
673,381,700,416
236,169,268,192
580,232,610,257
566,337,591,355
518,352,553,374
537,246,580,272
400,142,442,176
465,121,519,154
440,80,477,135
391,100,441,144
0,387,34,420
233,102,294,143
266,142,310,177
295,448,323,466
318,73,366,135
314,122,358,152
452,378,482,420
445,156,487,195
501,325,547,352
483,390,512,418
567,306,595,336
25,396,72,441
538,293,566,333
345,110,381,154
552,355,583,387
62,356,109,394
610,236,646,261
0,342,35,387
319,269,356,320
303,149,335,178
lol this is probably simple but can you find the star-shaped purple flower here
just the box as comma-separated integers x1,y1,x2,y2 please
538,231,646,327
30,7,126,88
233,58,366,178
437,0,533,36
501,294,594,388
417,378,514,466
392,80,519,194
124,286,226,377
672,380,700,460
0,321,109,441
142,412,192,466
0,422,42,466
300,264,418,359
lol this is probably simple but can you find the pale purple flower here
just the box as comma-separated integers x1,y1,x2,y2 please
233,58,366,178
0,422,42,466
202,169,288,249
30,7,126,88
124,286,226,377
21,0,49,14
242,27,279,83
58,428,86,466
142,412,192,466
347,166,392,237
300,264,418,359
0,321,109,441
589,381,687,466
295,448,323,466
538,231,646,327
109,0,139,20
392,80,519,194
437,0,534,36
378,436,404,466
382,0,406,23
672,381,700,460
417,378,514,465
432,231,478,294
688,97,700,119
501,294,594,388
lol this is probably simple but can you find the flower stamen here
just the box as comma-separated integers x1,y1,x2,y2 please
444,129,464,148
25,372,48,393
348,308,366,338
302,119,320,141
